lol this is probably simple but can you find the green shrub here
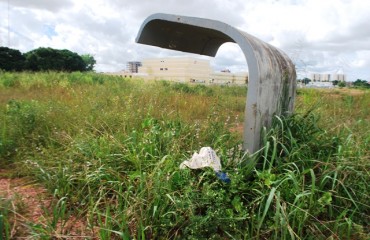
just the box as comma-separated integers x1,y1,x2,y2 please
1,73,21,88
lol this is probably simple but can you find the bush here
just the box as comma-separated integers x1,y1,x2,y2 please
353,79,369,88
0,47,25,71
338,81,346,88
25,47,86,72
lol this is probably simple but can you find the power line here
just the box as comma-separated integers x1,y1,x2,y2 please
7,0,10,47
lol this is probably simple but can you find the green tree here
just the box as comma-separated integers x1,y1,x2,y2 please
25,47,86,72
302,77,311,85
81,54,96,71
0,47,26,71
60,49,86,71
338,81,346,88
353,79,369,88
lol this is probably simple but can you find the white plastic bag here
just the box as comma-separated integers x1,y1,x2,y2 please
180,147,221,172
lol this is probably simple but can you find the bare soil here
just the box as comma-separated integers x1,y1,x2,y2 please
0,171,96,239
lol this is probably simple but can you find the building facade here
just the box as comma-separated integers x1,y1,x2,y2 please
127,61,142,73
138,57,248,85
310,73,346,82
331,74,346,81
138,57,211,83
210,72,248,85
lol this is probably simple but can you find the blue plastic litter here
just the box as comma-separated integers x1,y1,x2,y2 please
215,171,231,183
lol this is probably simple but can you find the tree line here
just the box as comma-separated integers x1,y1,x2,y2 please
0,47,96,72
352,79,370,88
298,77,369,88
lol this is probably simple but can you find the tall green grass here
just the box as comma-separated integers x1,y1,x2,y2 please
0,201,11,240
0,72,369,239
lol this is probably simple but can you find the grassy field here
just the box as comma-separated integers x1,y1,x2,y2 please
0,72,369,239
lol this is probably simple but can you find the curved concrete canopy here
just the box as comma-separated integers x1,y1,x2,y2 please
136,13,296,154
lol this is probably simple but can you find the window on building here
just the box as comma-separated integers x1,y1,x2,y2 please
160,68,163,70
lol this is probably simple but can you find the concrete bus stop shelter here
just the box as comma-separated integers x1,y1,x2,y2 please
136,13,296,154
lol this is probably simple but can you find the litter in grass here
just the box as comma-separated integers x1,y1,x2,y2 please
180,147,230,183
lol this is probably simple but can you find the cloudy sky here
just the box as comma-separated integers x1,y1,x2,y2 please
0,0,369,81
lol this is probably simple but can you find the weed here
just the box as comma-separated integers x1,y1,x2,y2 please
0,72,369,239
0,200,11,240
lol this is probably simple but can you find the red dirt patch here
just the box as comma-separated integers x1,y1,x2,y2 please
229,123,244,136
0,175,96,239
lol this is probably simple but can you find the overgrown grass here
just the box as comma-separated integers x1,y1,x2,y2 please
0,72,369,239
0,199,11,240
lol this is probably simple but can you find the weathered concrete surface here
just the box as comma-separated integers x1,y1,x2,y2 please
136,13,296,154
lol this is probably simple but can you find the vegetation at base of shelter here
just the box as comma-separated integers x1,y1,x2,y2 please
0,47,96,72
0,72,369,239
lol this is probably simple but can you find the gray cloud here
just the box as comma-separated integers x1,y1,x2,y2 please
0,0,73,12
110,0,246,27
0,0,369,81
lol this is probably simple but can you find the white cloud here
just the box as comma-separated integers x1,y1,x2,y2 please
0,0,369,80
212,43,247,72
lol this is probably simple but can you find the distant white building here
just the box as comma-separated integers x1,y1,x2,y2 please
306,82,335,88
331,74,346,81
138,57,248,85
210,71,248,85
126,61,142,73
310,73,346,82
138,57,211,83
